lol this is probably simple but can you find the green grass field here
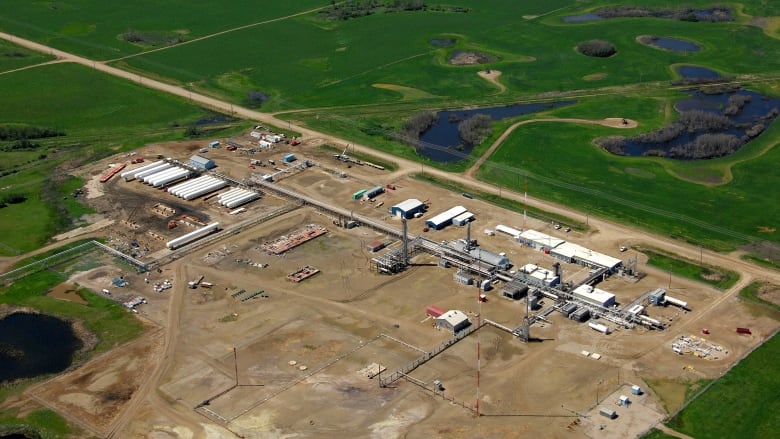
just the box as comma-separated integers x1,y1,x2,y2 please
639,247,739,289
666,332,780,439
0,62,215,255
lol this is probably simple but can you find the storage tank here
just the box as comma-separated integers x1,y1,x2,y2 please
143,167,178,184
170,177,209,197
121,160,164,180
153,168,190,187
135,163,172,181
166,222,220,249
225,192,259,208
147,168,183,186
219,191,248,207
185,180,227,200
665,296,688,309
588,322,610,334
177,178,213,198
218,188,242,200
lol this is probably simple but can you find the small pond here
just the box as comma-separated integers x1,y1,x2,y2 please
643,36,700,52
562,14,602,23
619,89,780,158
429,38,456,48
677,65,720,79
418,101,574,162
0,312,83,383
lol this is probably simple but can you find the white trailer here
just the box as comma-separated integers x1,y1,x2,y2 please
184,180,227,200
153,168,190,187
135,163,172,181
166,222,220,249
588,322,610,334
121,160,164,181
665,296,688,309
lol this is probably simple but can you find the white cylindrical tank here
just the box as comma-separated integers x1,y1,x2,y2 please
177,178,213,198
218,188,242,200
588,322,610,334
219,192,248,207
170,179,204,197
135,163,172,181
154,168,190,187
121,160,164,180
166,222,220,249
225,192,259,208
184,180,227,200
143,167,178,184
665,296,688,308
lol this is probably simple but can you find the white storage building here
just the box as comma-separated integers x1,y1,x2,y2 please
572,284,616,308
518,229,565,250
426,205,467,230
435,310,471,333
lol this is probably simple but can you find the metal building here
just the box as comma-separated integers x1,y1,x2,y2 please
426,206,467,230
435,310,471,334
453,270,473,285
573,284,616,308
452,212,475,226
363,185,385,200
189,155,215,170
502,280,528,300
391,199,425,219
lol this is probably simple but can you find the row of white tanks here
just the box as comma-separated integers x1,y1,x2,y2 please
120,161,190,187
217,187,259,209
167,176,227,200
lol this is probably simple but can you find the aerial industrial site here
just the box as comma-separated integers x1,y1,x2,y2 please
11,129,769,438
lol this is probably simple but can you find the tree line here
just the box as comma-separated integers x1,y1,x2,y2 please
0,124,64,141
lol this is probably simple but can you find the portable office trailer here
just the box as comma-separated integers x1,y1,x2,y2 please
452,212,475,226
352,189,366,200
495,224,522,238
426,305,445,318
363,185,385,200
282,153,296,163
121,160,164,180
166,222,220,249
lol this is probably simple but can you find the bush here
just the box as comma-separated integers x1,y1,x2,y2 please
397,111,436,144
576,40,616,57
458,114,492,146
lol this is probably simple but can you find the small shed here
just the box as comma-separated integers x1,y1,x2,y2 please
367,240,385,252
189,155,215,170
426,305,445,318
283,153,296,163
599,407,616,419
258,140,272,149
391,199,425,219
435,310,471,333
454,270,473,285
631,385,642,395
618,395,630,406
209,140,220,148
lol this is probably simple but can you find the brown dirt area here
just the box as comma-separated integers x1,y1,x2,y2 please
6,132,778,438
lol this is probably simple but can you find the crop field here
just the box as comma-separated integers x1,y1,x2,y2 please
0,62,214,255
666,332,780,439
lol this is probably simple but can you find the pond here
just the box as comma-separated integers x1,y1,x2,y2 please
0,312,83,383
643,36,701,52
429,38,456,48
619,89,780,158
562,14,602,23
676,65,720,79
418,101,574,162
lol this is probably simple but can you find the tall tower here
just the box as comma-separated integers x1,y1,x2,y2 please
402,217,409,266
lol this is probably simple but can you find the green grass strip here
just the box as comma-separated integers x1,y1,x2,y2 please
639,247,739,290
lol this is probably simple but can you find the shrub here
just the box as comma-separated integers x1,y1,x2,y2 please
576,40,616,57
458,114,492,146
